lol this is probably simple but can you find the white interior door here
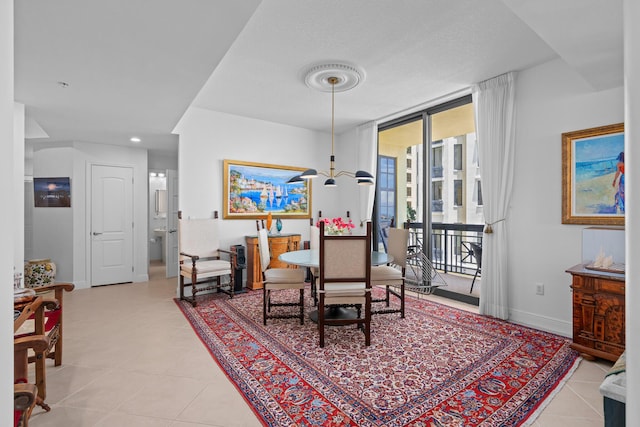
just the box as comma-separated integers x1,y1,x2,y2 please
165,169,179,278
91,165,134,286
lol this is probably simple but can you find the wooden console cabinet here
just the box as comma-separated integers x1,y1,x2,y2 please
566,264,625,362
245,233,301,290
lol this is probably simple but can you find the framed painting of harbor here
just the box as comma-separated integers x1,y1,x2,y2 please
562,123,624,225
223,159,311,219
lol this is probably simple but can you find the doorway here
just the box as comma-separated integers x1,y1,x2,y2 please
148,169,178,279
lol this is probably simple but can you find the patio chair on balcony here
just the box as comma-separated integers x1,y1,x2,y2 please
469,242,482,293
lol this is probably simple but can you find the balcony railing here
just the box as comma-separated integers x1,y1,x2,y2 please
406,222,483,276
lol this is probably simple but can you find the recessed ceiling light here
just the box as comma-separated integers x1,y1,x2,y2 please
149,172,157,177
130,137,141,143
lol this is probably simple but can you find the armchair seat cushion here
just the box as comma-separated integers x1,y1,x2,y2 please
180,260,231,278
371,265,403,283
264,268,305,284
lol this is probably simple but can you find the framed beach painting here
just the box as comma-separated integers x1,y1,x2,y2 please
223,159,311,219
562,123,624,225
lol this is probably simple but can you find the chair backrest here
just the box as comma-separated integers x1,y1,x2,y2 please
387,228,410,268
319,221,371,287
257,227,272,273
309,219,320,250
178,218,220,258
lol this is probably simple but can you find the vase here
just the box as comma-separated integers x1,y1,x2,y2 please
266,212,273,232
276,218,283,234
24,258,56,288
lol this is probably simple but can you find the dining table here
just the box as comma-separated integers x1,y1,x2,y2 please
278,249,393,323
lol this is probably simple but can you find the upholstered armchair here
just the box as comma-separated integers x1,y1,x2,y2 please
178,211,235,306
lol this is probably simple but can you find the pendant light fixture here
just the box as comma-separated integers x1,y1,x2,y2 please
288,64,374,187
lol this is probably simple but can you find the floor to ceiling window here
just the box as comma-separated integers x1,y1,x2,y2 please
375,95,483,304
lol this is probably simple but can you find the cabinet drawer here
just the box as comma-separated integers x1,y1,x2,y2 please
597,279,625,295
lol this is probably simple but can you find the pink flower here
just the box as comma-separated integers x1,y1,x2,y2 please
316,217,354,234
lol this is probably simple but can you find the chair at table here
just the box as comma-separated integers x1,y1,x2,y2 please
371,225,409,318
469,242,482,293
14,294,55,415
14,381,38,427
318,221,372,348
257,220,306,325
179,211,235,307
16,283,74,367
14,334,49,426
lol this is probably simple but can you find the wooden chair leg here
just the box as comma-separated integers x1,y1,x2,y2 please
299,289,304,325
318,295,325,348
263,287,268,325
400,282,405,319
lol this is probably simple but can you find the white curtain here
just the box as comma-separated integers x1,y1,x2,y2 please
472,72,516,319
357,121,377,226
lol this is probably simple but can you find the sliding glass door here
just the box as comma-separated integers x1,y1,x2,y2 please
375,95,483,304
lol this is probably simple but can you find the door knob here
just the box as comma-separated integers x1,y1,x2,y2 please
168,229,177,233
92,232,103,236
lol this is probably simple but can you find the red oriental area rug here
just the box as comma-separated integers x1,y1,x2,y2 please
175,288,579,427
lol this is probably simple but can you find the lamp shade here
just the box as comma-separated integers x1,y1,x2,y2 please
357,179,374,186
355,170,374,180
300,169,318,179
324,178,336,187
287,175,304,183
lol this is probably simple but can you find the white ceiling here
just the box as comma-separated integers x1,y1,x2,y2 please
15,0,623,155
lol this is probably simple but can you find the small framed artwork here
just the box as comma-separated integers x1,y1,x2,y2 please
223,159,311,219
34,177,71,207
562,123,624,225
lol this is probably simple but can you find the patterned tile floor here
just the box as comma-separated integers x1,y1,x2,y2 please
27,262,609,427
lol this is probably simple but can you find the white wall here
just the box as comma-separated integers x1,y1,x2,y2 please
31,145,74,281
175,107,363,249
508,58,624,335
31,141,149,288
1,0,13,420
14,103,24,272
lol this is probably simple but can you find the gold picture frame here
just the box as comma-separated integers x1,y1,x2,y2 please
562,123,624,225
223,159,311,220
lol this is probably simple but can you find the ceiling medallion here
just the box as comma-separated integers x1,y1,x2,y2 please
288,63,373,187
303,63,365,93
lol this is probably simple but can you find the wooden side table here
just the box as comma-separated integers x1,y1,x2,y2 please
245,233,301,290
566,264,625,361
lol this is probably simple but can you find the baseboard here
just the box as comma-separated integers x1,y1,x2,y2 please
508,308,572,337
72,280,89,290
135,273,149,282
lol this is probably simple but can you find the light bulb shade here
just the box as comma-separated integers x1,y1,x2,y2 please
355,170,374,180
287,175,304,183
324,178,337,187
300,169,318,179
357,179,374,186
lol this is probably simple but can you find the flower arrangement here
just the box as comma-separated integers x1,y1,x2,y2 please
316,217,355,235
